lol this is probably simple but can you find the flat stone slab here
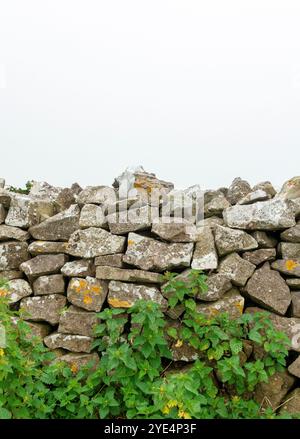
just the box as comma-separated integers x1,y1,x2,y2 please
44,332,93,353
280,243,300,259
107,206,152,235
0,224,29,241
96,266,163,284
20,254,68,278
281,224,300,243
252,231,278,248
28,241,68,255
191,227,218,270
67,277,108,312
20,294,67,325
53,352,99,371
58,305,98,337
79,204,107,228
61,259,95,277
94,254,124,268
33,274,65,295
271,259,300,277
195,288,245,319
242,248,276,265
152,218,197,242
286,278,300,289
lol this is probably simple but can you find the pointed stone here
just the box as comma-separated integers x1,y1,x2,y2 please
107,205,152,235
67,277,108,312
288,355,300,378
191,227,218,270
227,177,252,205
218,252,256,286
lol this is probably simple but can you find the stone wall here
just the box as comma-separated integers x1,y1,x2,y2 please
1,168,300,412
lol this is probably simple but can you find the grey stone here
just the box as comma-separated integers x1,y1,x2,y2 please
28,241,68,255
67,277,108,312
96,266,163,284
33,274,65,295
67,227,126,258
29,204,80,241
58,305,98,337
198,273,232,302
214,225,258,256
6,279,32,303
20,254,68,278
277,176,300,200
152,217,197,242
237,189,270,205
29,181,76,211
0,270,23,280
288,355,300,378
279,388,300,415
0,204,6,224
108,280,167,310
280,242,300,259
218,252,256,286
160,185,202,221
291,292,300,318
191,227,218,270
252,181,277,198
245,262,291,315
251,231,278,248
242,248,276,265
77,186,116,206
196,216,224,230
61,259,95,277
5,194,55,229
204,190,231,217
79,204,107,228
107,205,152,235
196,288,245,319
281,225,300,243
223,198,296,230
254,370,295,410
0,189,11,208
94,254,124,268
0,224,29,241
227,177,252,205
25,321,52,340
0,241,29,270
20,294,67,325
286,278,300,289
271,259,300,277
124,232,194,271
44,332,93,353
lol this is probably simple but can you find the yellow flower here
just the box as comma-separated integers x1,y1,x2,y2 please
168,400,179,408
232,396,240,403
162,405,170,415
178,410,191,419
285,260,299,271
70,362,78,374
0,348,5,357
174,339,183,348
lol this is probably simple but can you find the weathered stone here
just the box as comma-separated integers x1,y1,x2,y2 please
204,190,231,217
61,259,95,277
291,292,300,318
218,253,256,286
5,194,55,229
96,266,163,284
165,303,186,320
191,227,218,270
214,225,258,256
33,274,65,295
29,181,76,211
107,194,148,215
223,198,296,230
160,186,202,221
124,233,193,272
0,189,12,208
277,176,300,200
280,243,300,259
227,177,252,205
58,306,98,337
271,259,300,277
70,182,83,196
0,270,23,280
252,181,277,198
53,352,99,371
20,254,68,278
254,370,295,410
196,216,224,230
152,218,197,242
286,278,300,289
108,280,168,310
246,307,300,352
6,279,32,303
44,332,93,353
0,224,29,241
0,205,7,224
67,227,126,258
79,204,107,228
198,273,232,302
0,241,29,270
25,321,52,339
281,225,300,243
67,277,108,312
29,204,80,241
288,355,300,378
196,288,244,319
245,263,291,315
77,186,116,206
28,241,68,255
242,248,276,265
20,294,67,325
94,254,124,268
107,206,152,235
279,388,300,415
251,231,278,248
237,189,270,205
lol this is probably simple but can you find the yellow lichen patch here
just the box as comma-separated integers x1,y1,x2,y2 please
174,339,183,348
91,285,101,295
83,295,93,305
285,260,299,271
70,362,78,374
108,297,132,308
234,301,244,314
127,239,135,246
0,289,7,297
209,308,220,317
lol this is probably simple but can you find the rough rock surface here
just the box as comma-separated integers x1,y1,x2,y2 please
28,241,68,255
218,253,256,286
291,292,300,317
214,225,258,256
20,294,67,325
94,254,124,268
33,274,65,295
20,254,68,278
67,277,108,312
271,259,300,277
152,218,197,242
280,243,300,259
191,227,218,270
254,370,295,410
286,278,300,289
44,332,93,353
0,241,29,270
79,204,107,228
281,224,300,243
242,248,276,265
237,189,270,205
0,224,29,241
226,177,252,205
7,279,32,303
251,231,278,248
108,280,167,310
96,266,163,284
107,206,152,235
195,288,244,319
288,355,300,378
58,306,98,337
278,176,300,200
61,259,95,277
280,388,300,415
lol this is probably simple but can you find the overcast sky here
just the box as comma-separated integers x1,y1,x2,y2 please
0,1,299,191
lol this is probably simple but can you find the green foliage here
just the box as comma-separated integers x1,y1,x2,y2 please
0,271,297,419
8,181,33,195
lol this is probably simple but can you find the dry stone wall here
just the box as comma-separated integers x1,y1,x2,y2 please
1,168,300,410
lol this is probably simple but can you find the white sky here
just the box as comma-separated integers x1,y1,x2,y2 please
0,0,300,191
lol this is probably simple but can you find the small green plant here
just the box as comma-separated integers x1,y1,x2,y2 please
8,181,33,195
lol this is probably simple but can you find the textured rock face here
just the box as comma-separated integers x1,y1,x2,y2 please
20,294,67,325
278,176,300,200
61,259,95,277
77,186,116,206
288,355,300,378
67,227,126,258
152,218,197,242
251,231,278,248
58,306,98,337
123,233,194,271
0,224,29,241
237,189,270,205
79,204,107,228
20,254,68,278
280,243,300,259
96,266,163,284
94,254,124,268
191,227,218,270
214,225,258,256
223,198,296,230
33,274,65,295
280,389,300,415
29,181,75,211
0,241,29,270
107,206,152,235
218,253,256,286
67,277,108,312
254,370,295,410
281,224,300,243
53,352,99,371
227,177,252,205
7,279,32,303
44,332,93,353
28,241,68,255
196,288,244,319
242,248,276,265
271,259,300,277
5,194,55,229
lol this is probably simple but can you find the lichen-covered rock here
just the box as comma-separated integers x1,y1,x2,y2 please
29,204,80,241
0,189,11,208
107,206,152,235
44,332,93,353
6,279,32,303
108,280,167,310
251,231,278,248
94,254,124,268
277,177,300,200
53,352,99,371
20,254,68,278
291,292,300,318
196,216,224,230
195,288,244,319
25,321,52,339
271,259,300,277
218,253,256,286
288,356,300,378
67,277,108,312
5,194,55,229
20,294,67,325
214,225,258,256
227,177,252,205
242,248,276,265
245,263,291,315
0,241,29,270
29,181,76,211
286,278,300,289
0,204,6,224
280,224,300,243
252,181,276,198
280,243,300,259
67,227,126,258
254,370,295,410
279,388,300,415
198,273,232,302
33,274,65,295
152,218,197,242
0,270,23,280
96,266,163,284
191,227,218,270
79,204,107,228
223,198,296,230
237,189,270,205
0,224,29,241
58,305,98,337
123,233,193,271
61,259,95,277
28,241,68,255
204,190,231,217
77,186,116,206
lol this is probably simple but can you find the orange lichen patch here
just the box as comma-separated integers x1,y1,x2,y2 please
234,301,244,314
70,362,78,374
0,289,7,297
127,239,135,246
90,285,101,294
108,297,132,308
208,308,220,317
285,260,299,271
83,295,93,305
174,339,183,348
